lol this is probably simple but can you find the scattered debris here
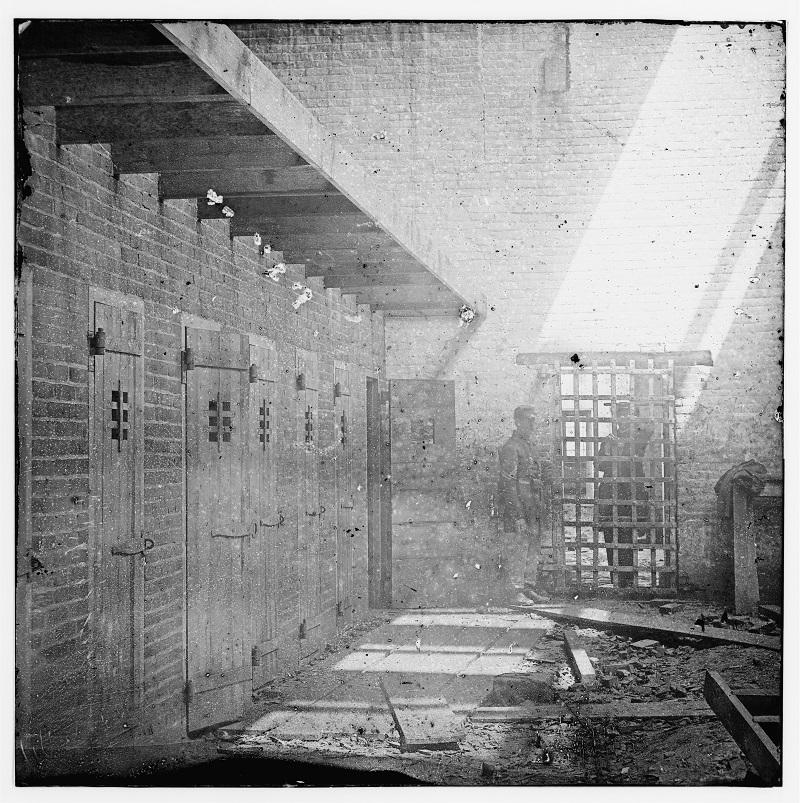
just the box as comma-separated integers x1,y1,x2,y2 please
253,232,262,247
221,205,235,218
483,673,555,707
371,131,387,141
206,188,223,205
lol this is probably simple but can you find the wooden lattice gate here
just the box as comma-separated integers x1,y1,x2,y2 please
545,359,679,591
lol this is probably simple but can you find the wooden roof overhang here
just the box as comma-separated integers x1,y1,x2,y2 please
18,21,480,318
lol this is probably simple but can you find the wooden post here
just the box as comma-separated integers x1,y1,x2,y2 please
733,483,760,616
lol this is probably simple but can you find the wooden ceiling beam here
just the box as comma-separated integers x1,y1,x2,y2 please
381,305,463,317
348,286,460,306
230,214,376,237
19,21,173,57
56,99,270,145
111,136,303,174
19,56,228,106
159,167,336,199
324,273,442,290
261,231,399,251
198,194,358,220
305,262,428,278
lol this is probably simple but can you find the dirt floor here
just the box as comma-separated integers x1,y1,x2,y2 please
26,598,778,786
215,598,781,786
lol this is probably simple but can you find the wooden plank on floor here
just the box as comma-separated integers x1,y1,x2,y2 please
562,630,597,686
704,671,781,784
379,677,463,752
758,604,782,625
522,605,781,651
469,698,716,722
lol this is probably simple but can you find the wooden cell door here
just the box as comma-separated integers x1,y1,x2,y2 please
248,339,282,690
185,327,253,732
296,348,322,659
334,363,355,627
367,377,392,607
90,292,145,744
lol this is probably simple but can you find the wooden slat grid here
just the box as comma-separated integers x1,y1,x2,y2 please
544,359,678,590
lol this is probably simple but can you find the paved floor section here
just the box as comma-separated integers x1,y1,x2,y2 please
244,610,550,740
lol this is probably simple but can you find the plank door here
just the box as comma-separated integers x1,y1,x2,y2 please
296,348,322,658
185,327,253,732
367,377,392,607
334,363,355,627
249,340,281,690
90,295,145,743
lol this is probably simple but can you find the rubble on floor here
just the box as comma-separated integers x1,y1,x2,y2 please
219,600,781,786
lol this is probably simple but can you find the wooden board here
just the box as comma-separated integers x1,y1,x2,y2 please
185,327,253,732
296,348,323,660
562,630,597,686
56,99,270,144
469,698,716,722
523,605,781,651
704,671,781,784
90,292,145,743
334,363,356,628
379,678,463,752
249,339,281,690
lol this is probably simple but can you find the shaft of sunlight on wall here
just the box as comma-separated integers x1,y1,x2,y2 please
536,25,784,351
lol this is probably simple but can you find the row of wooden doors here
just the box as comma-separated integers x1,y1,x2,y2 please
182,327,361,731
87,299,368,736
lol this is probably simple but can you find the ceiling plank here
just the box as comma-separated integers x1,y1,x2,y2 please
19,56,228,106
56,99,270,144
349,286,460,306
230,214,376,236
381,305,464,317
198,194,358,220
263,231,399,251
159,166,336,199
111,135,301,174
325,273,443,289
19,21,173,57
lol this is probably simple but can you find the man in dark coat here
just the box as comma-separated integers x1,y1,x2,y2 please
499,406,551,603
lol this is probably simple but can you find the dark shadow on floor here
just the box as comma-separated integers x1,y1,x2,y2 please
19,754,433,787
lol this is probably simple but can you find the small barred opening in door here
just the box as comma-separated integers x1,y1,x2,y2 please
551,359,678,590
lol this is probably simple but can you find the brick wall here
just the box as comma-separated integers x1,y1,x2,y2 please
16,104,385,754
238,21,785,599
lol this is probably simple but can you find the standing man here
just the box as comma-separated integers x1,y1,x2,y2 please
499,406,551,603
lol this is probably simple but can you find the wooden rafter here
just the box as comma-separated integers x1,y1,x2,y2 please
57,99,271,144
158,167,335,199
154,22,473,308
112,136,304,173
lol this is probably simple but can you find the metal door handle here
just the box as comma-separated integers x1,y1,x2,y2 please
211,531,251,539
111,537,155,556
341,504,355,510
261,513,285,528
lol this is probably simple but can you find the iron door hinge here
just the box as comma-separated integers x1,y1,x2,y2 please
181,348,194,383
90,327,106,356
